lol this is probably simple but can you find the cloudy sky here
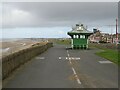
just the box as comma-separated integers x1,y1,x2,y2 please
1,2,119,38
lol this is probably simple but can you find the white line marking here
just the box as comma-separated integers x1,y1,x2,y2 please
67,50,81,85
99,61,113,64
75,57,80,60
59,57,62,60
69,59,72,64
68,54,70,57
72,67,77,75
67,50,68,53
67,50,70,57
71,67,81,84
76,57,80,60
67,50,72,64
36,57,45,60
40,57,45,59
76,78,81,84
66,57,68,60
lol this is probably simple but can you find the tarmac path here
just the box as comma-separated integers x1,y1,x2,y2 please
3,44,118,88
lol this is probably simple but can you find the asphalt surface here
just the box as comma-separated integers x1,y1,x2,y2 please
3,44,118,88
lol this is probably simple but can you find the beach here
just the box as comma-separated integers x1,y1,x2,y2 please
0,38,46,58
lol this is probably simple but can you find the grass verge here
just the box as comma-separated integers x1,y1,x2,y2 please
55,39,71,45
95,49,119,65
89,43,119,65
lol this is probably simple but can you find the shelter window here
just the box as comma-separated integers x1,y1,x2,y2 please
83,35,85,38
76,35,79,38
73,35,76,38
80,35,82,38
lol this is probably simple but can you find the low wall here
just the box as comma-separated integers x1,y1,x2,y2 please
2,42,53,80
89,43,118,50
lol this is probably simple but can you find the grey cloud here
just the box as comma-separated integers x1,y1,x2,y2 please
2,2,118,28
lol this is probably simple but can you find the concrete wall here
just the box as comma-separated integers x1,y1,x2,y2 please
2,42,53,80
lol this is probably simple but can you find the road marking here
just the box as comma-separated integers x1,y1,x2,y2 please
68,54,70,57
35,57,45,60
99,61,113,64
58,57,80,60
67,50,72,65
76,77,81,84
69,60,72,64
72,67,81,84
66,57,68,60
66,50,82,85
69,59,72,64
59,57,62,60
76,57,80,60
68,57,80,60
67,50,68,53
72,67,77,75
67,50,70,57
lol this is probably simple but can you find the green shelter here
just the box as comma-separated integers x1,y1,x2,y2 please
67,24,93,49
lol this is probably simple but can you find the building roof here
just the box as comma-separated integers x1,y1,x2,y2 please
68,24,93,35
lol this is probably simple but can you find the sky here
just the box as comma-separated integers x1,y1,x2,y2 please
1,2,119,38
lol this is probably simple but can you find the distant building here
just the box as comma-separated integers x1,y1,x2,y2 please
89,29,102,43
89,28,120,43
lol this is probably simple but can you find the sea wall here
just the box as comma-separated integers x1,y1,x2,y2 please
2,42,53,80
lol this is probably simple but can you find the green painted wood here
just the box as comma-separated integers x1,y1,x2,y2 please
73,38,87,45
67,24,93,49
